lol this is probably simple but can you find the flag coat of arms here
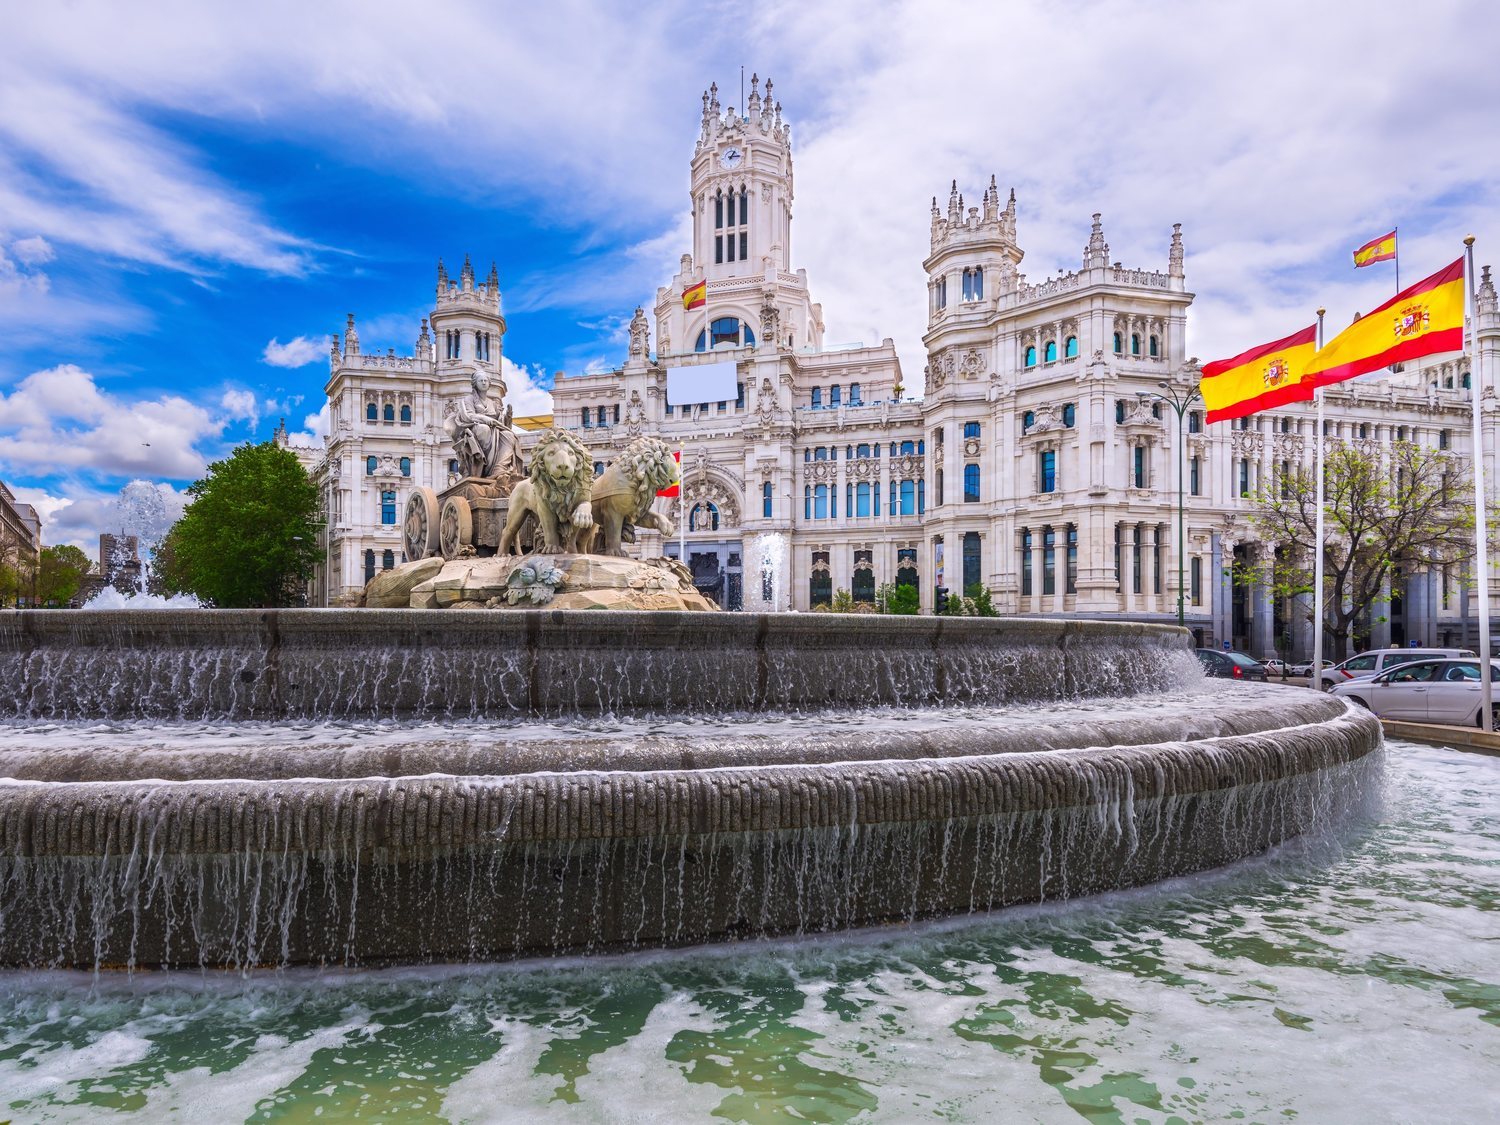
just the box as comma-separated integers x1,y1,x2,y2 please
1200,325,1318,423
1353,230,1397,268
1305,257,1464,388
656,450,682,498
681,280,707,310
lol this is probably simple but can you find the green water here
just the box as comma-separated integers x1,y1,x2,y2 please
1,740,1495,1123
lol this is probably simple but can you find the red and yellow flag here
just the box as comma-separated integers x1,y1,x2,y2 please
656,450,682,498
1353,230,1397,268
682,280,706,310
1200,325,1318,424
1305,257,1465,389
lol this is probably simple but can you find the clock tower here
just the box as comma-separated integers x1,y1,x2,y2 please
655,75,823,358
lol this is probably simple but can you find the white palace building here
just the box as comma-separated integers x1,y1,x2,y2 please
290,76,1500,660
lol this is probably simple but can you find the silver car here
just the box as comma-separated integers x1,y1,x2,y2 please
1319,647,1476,691
1330,658,1500,727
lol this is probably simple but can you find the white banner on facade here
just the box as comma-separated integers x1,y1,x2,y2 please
666,360,738,406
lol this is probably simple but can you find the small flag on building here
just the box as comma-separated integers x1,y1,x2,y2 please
1353,230,1397,268
1200,324,1318,423
656,450,682,498
682,279,707,310
1305,257,1464,388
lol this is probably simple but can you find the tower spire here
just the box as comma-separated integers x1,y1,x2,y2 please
460,254,474,292
1169,223,1184,279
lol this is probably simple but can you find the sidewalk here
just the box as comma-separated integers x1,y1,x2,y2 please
1381,720,1500,758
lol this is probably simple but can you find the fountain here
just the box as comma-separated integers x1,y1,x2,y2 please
0,609,1381,970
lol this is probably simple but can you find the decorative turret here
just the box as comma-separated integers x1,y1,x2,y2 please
485,262,500,298
329,333,341,368
436,258,448,295
982,175,1000,222
1084,213,1109,269
460,254,475,292
1478,264,1497,317
947,180,960,223
927,178,1021,255
416,317,431,357
344,313,360,356
1169,223,1185,280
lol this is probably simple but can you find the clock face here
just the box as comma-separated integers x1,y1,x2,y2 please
719,147,743,170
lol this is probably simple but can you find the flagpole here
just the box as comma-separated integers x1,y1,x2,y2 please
679,444,687,567
1313,308,1326,687
1463,236,1493,731
1394,225,1400,293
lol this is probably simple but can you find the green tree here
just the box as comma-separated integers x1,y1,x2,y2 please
147,523,191,597
829,588,855,613
174,442,321,607
876,581,920,615
1245,440,1483,660
35,545,93,606
965,583,999,617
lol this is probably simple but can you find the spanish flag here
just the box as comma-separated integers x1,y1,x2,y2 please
1305,257,1464,389
682,279,706,310
656,450,682,498
1200,325,1318,424
1353,230,1397,268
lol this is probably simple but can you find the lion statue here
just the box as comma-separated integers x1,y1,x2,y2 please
498,428,594,554
572,437,678,557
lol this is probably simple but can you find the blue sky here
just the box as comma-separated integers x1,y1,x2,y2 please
3,0,1497,550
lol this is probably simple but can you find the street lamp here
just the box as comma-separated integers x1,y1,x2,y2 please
1138,370,1202,628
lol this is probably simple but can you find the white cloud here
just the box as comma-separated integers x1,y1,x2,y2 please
11,481,189,556
284,403,330,448
0,364,223,479
501,357,555,416
219,387,259,425
262,336,326,368
11,235,54,266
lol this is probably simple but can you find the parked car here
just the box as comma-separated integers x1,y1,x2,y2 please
1263,658,1288,677
1318,648,1476,691
1330,658,1500,727
1195,649,1268,682
1290,658,1336,677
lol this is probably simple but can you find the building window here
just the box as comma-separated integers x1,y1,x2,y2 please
383,403,395,422
1042,527,1056,596
715,190,724,228
382,549,395,571
381,490,397,525
594,461,605,477
449,459,459,475
964,422,980,439
811,387,822,409
1190,556,1202,604
855,481,872,518
935,277,947,310
366,403,378,421
1024,345,1037,368
365,455,376,475
1020,529,1032,596
899,479,916,516
1062,403,1076,427
1188,410,1202,433
582,408,592,428
962,267,984,301
850,382,861,404
1131,334,1141,356
1440,428,1450,450
736,382,746,409
934,468,943,506
1359,423,1369,439
810,552,832,608
1065,335,1078,358
400,404,411,423
1115,400,1127,424
896,547,918,589
1113,332,1123,354
1238,459,1250,497
1066,525,1078,594
666,403,674,415
1114,524,1122,591
901,440,917,455
762,481,773,518
1133,446,1146,488
364,549,376,583
696,317,754,351
690,503,720,531
814,484,829,520
1022,411,1035,433
1189,456,1201,496
917,478,925,513
1039,450,1056,493
1149,335,1159,357
1153,527,1162,594
830,384,842,407
1132,525,1143,594
399,456,411,476
963,531,981,592
963,463,980,502
1044,340,1058,363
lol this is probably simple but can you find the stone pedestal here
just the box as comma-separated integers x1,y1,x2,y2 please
381,553,719,611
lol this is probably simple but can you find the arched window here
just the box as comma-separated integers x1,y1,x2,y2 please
1065,335,1078,358
917,439,924,454
963,464,980,502
1149,335,1159,357
399,456,411,476
597,406,609,427
1113,332,1123,354
380,490,397,525
383,403,395,422
694,329,707,351
964,422,980,439
709,317,745,349
690,502,720,531
972,267,983,300
1022,411,1035,432
849,382,861,404
1024,345,1038,367
382,549,395,570
934,468,943,506
449,459,460,474
1188,411,1202,433
400,404,412,423
856,443,871,458
762,481,773,518
1131,334,1141,355
811,387,822,409
366,403,378,421
1062,403,1076,427
1116,400,1128,423
830,384,842,407
364,549,376,583
804,484,811,520
900,440,916,456
917,478,925,513
365,455,376,475
1044,340,1058,363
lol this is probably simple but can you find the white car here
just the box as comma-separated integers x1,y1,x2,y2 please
1330,658,1500,727
1319,648,1476,691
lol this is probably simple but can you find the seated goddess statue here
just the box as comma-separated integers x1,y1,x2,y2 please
445,368,523,481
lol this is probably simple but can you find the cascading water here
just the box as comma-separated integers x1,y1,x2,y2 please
0,611,1382,970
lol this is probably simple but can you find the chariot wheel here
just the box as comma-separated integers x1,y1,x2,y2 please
439,495,473,560
403,487,441,560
